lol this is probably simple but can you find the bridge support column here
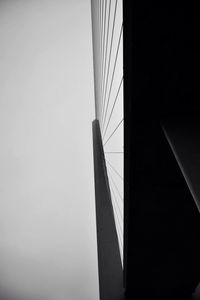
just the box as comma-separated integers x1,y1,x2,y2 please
92,119,124,300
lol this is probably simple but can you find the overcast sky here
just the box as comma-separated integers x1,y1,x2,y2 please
0,1,99,299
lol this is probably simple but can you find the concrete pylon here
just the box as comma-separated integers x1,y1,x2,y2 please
92,119,124,300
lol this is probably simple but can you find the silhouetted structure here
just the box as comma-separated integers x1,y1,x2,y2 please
92,119,124,300
124,0,200,299
91,1,124,299
91,0,200,299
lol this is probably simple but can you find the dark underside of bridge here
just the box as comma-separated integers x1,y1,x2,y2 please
124,1,200,300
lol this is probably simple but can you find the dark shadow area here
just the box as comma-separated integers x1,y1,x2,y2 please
126,121,200,300
124,1,200,299
193,282,200,299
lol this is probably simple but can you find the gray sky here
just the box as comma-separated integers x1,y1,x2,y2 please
0,0,99,299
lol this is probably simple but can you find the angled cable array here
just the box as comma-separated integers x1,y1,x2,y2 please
91,0,124,265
